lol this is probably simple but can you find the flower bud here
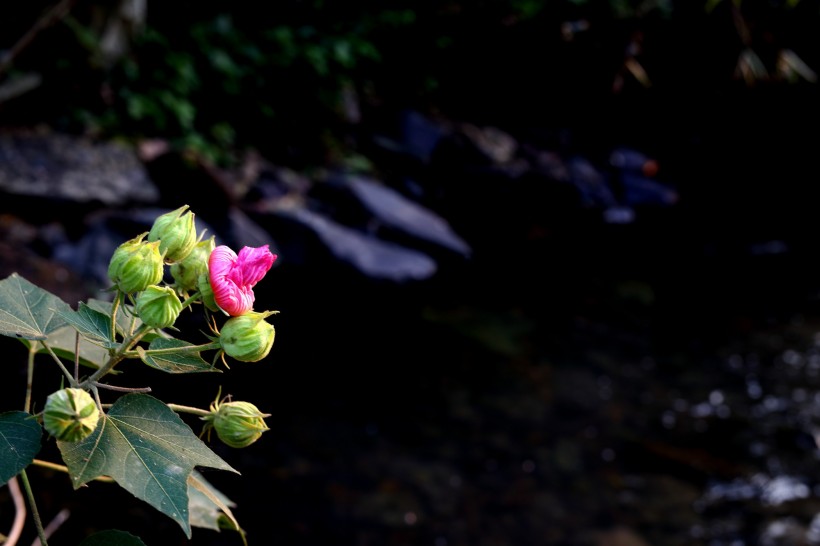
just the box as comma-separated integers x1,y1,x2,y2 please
197,272,220,312
43,388,100,442
210,401,270,448
135,285,183,329
171,236,215,293
108,233,164,293
219,311,276,362
147,205,198,263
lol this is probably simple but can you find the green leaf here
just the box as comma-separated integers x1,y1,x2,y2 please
86,298,170,343
188,470,242,534
87,298,137,337
0,273,72,341
53,302,118,349
138,339,221,374
78,530,147,545
0,411,42,486
21,325,109,371
58,394,238,538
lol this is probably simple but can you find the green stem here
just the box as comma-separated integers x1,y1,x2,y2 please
125,340,221,358
31,459,114,483
109,290,121,344
24,347,36,414
81,324,152,387
19,469,48,546
40,342,77,387
180,293,202,310
167,403,211,417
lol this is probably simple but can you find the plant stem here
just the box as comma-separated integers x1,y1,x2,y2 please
167,404,211,417
5,476,26,546
30,459,114,483
18,470,48,546
93,382,151,393
109,290,121,344
127,340,221,358
180,293,202,310
40,342,77,387
24,347,35,414
81,324,152,387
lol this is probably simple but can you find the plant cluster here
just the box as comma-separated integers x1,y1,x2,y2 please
0,205,279,545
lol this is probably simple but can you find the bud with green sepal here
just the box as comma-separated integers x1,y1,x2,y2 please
219,310,277,362
43,388,100,442
147,204,198,263
108,233,164,293
171,235,215,294
203,398,270,448
135,285,183,329
198,272,220,312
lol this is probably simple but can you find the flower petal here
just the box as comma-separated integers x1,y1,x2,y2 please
236,245,277,286
208,244,274,316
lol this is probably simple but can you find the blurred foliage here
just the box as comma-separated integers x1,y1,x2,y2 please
0,0,817,167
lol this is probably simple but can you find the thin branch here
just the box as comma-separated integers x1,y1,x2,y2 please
30,509,69,546
4,477,27,546
0,0,78,79
73,331,80,383
18,471,47,546
92,382,151,393
30,460,114,484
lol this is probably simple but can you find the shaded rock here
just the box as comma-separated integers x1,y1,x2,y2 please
337,173,471,258
0,128,159,206
271,204,437,282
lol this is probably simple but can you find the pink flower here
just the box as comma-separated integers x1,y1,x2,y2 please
209,245,277,316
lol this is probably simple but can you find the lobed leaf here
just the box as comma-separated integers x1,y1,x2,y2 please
21,325,110,371
138,338,220,374
58,394,238,538
0,273,71,341
0,411,42,486
53,302,118,349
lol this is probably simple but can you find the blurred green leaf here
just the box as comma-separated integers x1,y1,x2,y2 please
0,411,41,486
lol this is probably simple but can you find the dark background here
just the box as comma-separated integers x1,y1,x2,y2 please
4,1,820,545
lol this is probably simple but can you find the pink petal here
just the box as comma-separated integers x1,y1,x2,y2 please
236,245,277,286
208,244,274,316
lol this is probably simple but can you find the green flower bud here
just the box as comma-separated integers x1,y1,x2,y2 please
43,388,100,442
219,311,276,362
108,233,164,293
147,205,198,263
209,401,270,448
171,236,215,293
135,285,183,329
197,272,220,312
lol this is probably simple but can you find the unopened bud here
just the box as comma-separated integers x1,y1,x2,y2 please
147,205,198,263
171,236,215,293
43,388,100,442
219,311,276,362
209,401,270,448
197,272,220,312
108,233,164,293
135,285,183,329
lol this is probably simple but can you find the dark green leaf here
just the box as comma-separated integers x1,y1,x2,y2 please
78,530,146,545
0,411,42,486
0,273,71,341
58,394,237,538
139,338,220,374
53,302,118,349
